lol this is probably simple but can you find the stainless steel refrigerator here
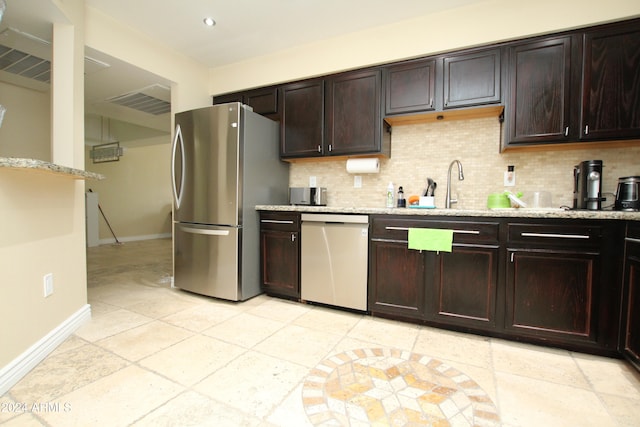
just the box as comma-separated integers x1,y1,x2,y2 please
172,103,289,300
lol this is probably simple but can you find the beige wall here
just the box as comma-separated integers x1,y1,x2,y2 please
85,139,172,241
0,82,51,160
289,118,640,209
0,170,87,366
210,0,640,94
0,0,87,369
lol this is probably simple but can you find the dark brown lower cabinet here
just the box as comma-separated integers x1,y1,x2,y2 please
367,215,623,356
259,212,300,299
506,249,598,342
368,239,425,320
368,215,500,333
505,220,623,355
622,224,640,372
427,246,499,329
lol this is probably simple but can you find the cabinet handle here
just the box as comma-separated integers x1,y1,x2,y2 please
430,98,434,108
521,232,589,240
626,237,640,244
291,233,296,242
564,126,569,137
328,144,332,152
385,226,480,235
452,230,481,235
261,219,294,224
584,125,589,135
317,145,322,153
511,252,514,262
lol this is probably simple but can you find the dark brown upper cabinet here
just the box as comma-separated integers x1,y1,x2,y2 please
213,86,279,120
504,35,579,146
384,48,502,118
212,92,243,105
325,68,389,157
443,48,501,109
580,22,640,141
279,70,389,159
384,59,436,115
279,79,325,158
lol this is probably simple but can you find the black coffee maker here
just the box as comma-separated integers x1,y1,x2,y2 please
573,160,605,210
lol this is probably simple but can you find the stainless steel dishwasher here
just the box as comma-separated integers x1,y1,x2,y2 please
301,214,369,311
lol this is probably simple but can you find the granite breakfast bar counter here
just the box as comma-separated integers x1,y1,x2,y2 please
257,204,640,361
0,157,105,180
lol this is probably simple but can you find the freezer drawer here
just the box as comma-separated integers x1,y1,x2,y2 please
174,222,240,300
301,214,369,311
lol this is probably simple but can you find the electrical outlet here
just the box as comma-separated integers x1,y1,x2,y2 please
309,176,317,187
354,175,362,188
504,170,516,186
43,273,53,297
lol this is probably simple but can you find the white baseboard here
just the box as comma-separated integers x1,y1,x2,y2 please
98,232,171,245
0,304,91,395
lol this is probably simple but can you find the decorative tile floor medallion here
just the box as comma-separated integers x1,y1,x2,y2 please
303,348,500,426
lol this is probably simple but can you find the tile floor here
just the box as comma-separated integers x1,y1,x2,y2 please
2,238,640,426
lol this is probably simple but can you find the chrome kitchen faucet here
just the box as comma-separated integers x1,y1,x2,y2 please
445,160,464,209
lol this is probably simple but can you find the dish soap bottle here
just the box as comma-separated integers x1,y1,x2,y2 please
386,182,394,208
397,186,406,208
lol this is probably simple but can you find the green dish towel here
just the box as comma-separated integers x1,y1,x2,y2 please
408,228,453,252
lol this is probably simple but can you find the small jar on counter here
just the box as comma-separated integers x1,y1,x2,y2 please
397,186,406,208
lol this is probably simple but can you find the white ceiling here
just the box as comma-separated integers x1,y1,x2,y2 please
85,0,484,68
1,0,487,145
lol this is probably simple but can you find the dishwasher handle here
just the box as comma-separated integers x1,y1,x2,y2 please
301,213,369,224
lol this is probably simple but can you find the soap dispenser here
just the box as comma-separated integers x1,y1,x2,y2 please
386,182,394,208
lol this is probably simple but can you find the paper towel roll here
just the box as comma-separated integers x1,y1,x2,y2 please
346,158,380,174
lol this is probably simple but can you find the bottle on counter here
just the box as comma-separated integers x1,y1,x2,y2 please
397,186,406,208
386,182,394,208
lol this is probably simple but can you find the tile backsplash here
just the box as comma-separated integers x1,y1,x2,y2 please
289,117,640,210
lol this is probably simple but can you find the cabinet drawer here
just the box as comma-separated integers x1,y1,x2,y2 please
627,223,640,241
508,222,602,248
259,212,300,231
371,217,499,245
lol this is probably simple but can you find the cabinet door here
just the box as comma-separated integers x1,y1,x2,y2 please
443,49,501,109
581,24,640,140
213,92,243,105
623,234,640,371
325,69,384,156
244,86,279,119
427,246,499,329
384,59,436,114
505,36,575,145
506,249,598,343
280,79,324,158
369,240,425,320
260,229,300,299
213,88,279,120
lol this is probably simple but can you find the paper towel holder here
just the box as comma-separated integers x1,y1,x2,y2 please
346,158,380,174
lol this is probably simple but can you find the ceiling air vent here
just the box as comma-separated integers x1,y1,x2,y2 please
106,85,171,115
0,43,51,83
0,28,110,87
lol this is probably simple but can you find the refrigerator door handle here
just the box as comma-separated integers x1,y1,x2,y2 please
178,225,231,236
171,124,186,209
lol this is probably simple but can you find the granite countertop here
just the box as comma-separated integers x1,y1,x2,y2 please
0,157,105,180
256,204,640,221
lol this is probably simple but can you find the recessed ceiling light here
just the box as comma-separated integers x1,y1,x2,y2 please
203,17,216,27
